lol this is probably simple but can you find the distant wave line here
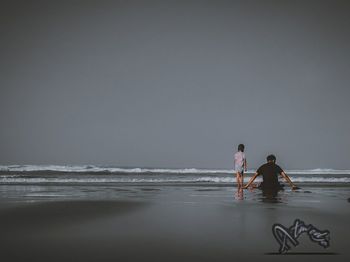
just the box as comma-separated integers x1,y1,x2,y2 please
1,165,350,175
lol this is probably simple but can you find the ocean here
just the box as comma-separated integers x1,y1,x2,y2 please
1,165,350,185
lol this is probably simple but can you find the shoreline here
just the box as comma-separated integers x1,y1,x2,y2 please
1,182,350,187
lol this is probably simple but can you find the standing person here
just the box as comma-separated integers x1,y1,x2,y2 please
243,154,299,190
234,144,247,188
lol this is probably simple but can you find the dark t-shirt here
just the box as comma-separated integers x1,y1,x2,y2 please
256,162,284,188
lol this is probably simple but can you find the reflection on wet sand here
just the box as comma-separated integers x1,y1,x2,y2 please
260,188,283,203
235,187,244,200
239,186,284,203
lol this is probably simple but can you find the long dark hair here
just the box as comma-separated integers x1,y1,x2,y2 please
238,144,245,152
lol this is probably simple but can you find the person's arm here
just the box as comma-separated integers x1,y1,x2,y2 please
280,172,299,190
244,158,247,172
243,172,259,189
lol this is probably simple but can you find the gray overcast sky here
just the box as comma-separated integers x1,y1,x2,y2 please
1,0,350,169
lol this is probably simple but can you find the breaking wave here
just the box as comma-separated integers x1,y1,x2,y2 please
1,165,350,175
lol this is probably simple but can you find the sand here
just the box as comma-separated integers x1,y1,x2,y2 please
0,184,349,262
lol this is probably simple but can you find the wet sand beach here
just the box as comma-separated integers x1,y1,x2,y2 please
0,183,349,262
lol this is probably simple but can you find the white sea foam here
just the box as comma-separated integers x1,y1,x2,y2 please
0,176,349,184
1,165,350,175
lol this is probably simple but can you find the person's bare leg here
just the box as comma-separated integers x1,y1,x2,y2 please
237,172,243,188
236,172,241,188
